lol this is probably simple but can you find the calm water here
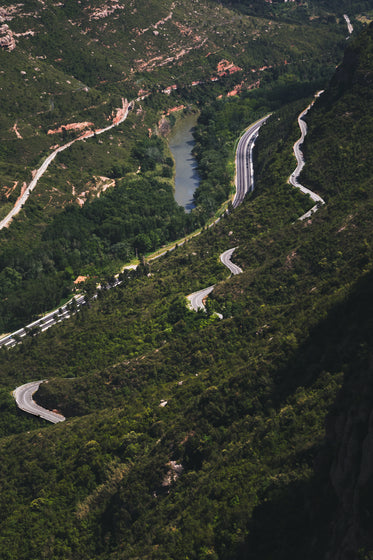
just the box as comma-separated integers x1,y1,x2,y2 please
168,113,200,212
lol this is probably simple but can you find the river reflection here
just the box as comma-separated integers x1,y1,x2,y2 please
168,113,200,212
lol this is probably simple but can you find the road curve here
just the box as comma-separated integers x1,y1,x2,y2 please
0,99,132,231
13,247,242,419
187,248,242,312
289,93,325,221
13,380,65,424
11,115,261,419
344,14,353,36
234,115,270,208
220,247,242,275
187,285,215,312
187,113,268,314
0,114,262,345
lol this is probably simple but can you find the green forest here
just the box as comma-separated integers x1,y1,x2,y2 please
0,1,372,559
0,0,355,331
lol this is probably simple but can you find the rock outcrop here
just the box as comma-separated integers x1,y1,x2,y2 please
0,24,16,50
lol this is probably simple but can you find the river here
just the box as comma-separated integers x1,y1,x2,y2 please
168,113,200,212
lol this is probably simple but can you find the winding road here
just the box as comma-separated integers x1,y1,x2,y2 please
4,113,267,351
187,114,269,313
188,95,326,316
11,106,310,421
344,14,353,36
234,115,270,208
187,247,242,312
220,247,243,275
289,92,325,221
13,381,65,424
0,99,132,231
187,285,215,312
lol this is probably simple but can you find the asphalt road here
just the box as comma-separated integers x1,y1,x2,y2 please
13,380,65,424
187,248,243,312
0,113,265,347
0,269,129,349
0,293,87,349
220,247,242,275
187,285,215,312
289,94,325,221
233,115,270,208
9,100,330,425
187,114,270,314
10,117,256,421
344,14,353,35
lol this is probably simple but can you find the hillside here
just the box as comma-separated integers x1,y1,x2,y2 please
0,0,360,332
0,16,371,560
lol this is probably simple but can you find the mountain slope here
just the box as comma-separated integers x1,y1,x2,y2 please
0,0,354,332
0,20,371,560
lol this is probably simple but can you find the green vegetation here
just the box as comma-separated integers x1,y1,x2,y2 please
0,18,371,559
216,0,372,20
0,138,198,331
192,78,328,218
0,0,354,330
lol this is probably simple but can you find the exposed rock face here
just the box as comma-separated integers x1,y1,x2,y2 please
0,4,21,22
0,24,16,50
88,1,124,21
216,59,242,76
47,122,94,135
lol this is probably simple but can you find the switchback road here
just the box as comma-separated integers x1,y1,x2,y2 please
10,112,284,421
220,247,242,275
187,285,215,312
1,113,267,347
13,381,65,424
289,93,325,221
16,246,238,422
187,112,270,314
187,112,269,314
187,248,242,312
16,249,241,420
